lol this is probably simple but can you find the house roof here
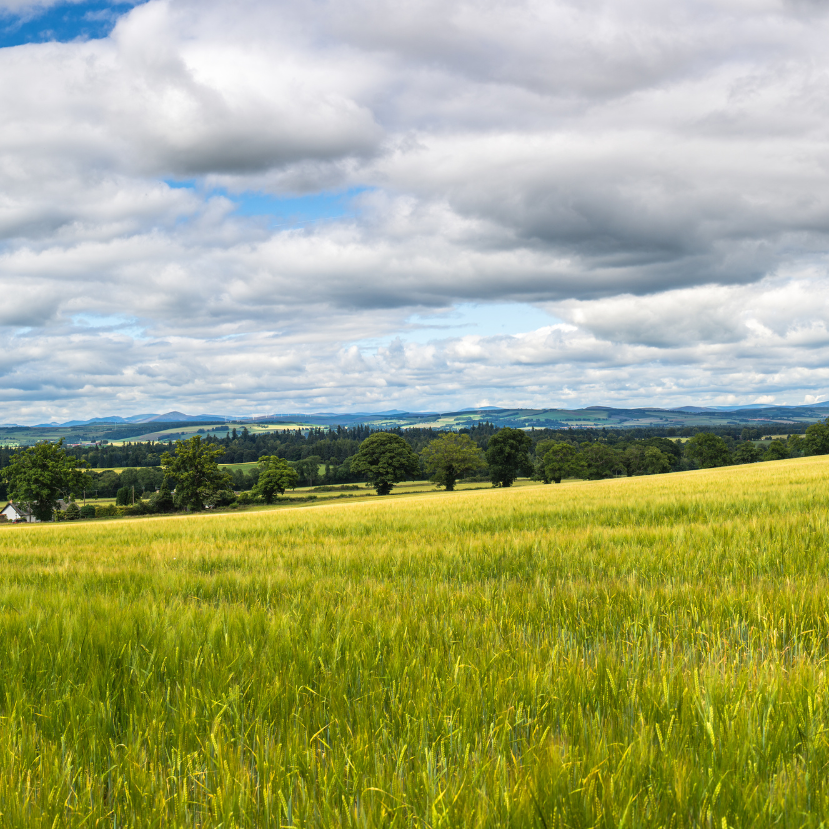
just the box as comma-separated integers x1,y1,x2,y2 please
1,502,32,517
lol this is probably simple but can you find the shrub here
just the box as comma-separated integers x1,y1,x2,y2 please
210,490,237,508
64,503,81,521
79,505,96,520
149,484,175,513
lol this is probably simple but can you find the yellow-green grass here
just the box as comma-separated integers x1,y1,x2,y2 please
67,476,530,512
3,458,829,825
219,461,260,473
246,478,533,508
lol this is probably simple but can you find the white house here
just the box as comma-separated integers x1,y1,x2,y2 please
0,502,39,523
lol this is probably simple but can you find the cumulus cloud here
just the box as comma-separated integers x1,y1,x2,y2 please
0,4,383,180
2,0,829,420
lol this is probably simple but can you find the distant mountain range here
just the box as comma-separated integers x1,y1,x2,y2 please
17,408,420,427
670,403,829,413
2,401,827,433
29,411,227,427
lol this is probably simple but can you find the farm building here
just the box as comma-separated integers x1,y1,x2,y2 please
0,502,39,523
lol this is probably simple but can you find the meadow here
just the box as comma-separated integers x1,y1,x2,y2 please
1,458,829,826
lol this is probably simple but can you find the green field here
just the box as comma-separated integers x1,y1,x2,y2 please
109,423,319,445
2,459,829,825
219,461,260,473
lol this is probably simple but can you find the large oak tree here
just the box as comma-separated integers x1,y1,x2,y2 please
421,432,485,491
161,435,232,511
352,433,420,495
2,439,88,521
485,427,533,488
253,455,299,503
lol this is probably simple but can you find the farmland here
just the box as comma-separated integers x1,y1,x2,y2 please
3,401,829,448
2,458,829,826
107,423,316,445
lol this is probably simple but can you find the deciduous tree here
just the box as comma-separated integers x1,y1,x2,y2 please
643,446,673,475
421,433,485,491
150,478,175,513
160,435,231,512
486,428,533,487
788,434,804,456
539,442,581,484
352,433,421,495
732,442,761,464
762,440,790,461
804,418,829,455
581,443,626,480
2,439,88,521
685,433,732,469
253,456,299,503
294,455,323,487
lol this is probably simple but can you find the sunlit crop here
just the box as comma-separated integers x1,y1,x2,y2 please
1,457,829,826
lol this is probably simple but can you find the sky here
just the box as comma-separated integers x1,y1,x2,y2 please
2,0,829,422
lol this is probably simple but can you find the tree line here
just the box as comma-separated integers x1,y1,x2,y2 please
3,419,829,520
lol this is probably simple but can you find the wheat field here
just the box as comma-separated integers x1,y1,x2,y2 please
2,457,829,827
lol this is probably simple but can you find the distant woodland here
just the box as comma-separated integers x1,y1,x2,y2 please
0,420,819,503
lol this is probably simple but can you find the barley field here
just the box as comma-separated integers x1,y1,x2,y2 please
2,457,829,827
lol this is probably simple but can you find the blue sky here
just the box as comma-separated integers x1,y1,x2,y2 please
0,1,141,47
165,180,369,228
401,304,558,344
1,0,829,421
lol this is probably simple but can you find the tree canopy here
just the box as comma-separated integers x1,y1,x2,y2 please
253,456,299,504
421,432,485,491
160,435,232,511
732,442,761,464
804,418,829,455
486,427,533,487
579,443,626,480
762,440,790,462
150,478,175,513
293,456,322,488
685,433,732,469
537,441,581,484
2,439,88,521
351,433,421,495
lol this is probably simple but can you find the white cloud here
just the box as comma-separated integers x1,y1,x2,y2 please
2,0,829,420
